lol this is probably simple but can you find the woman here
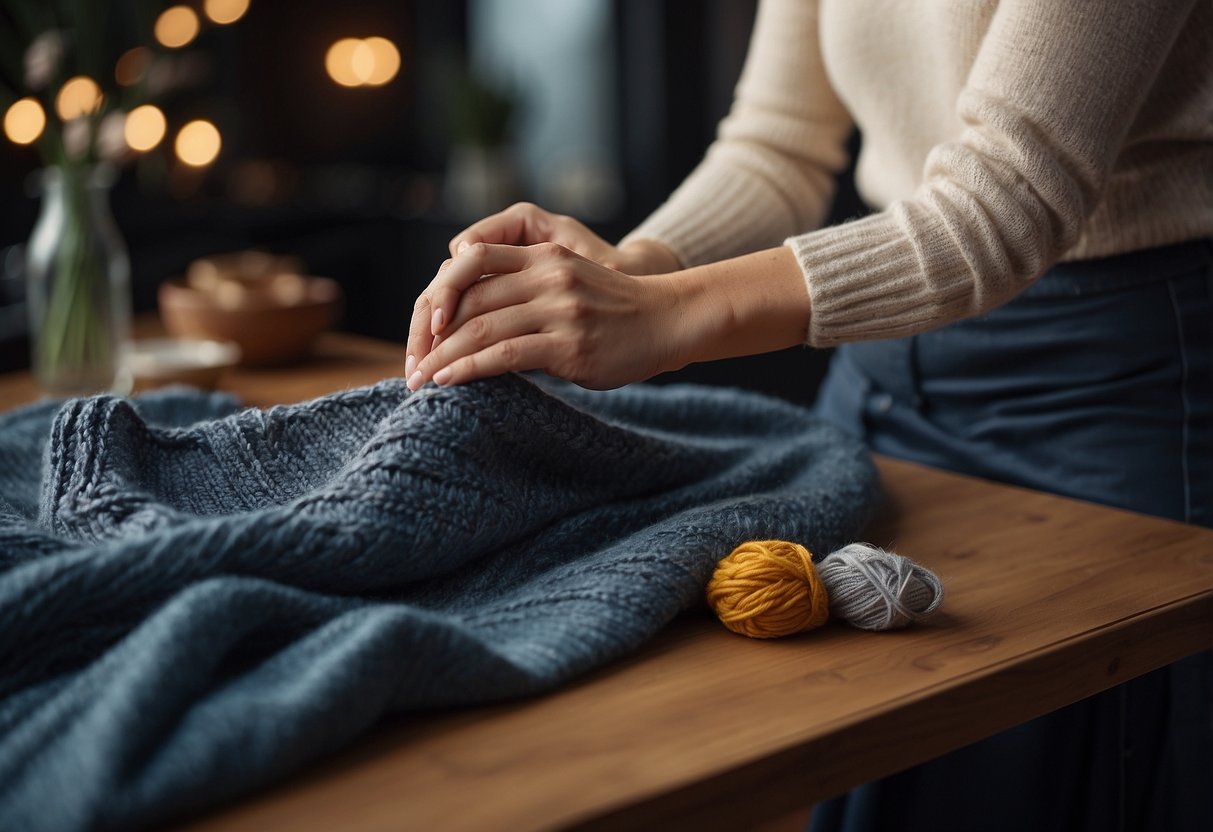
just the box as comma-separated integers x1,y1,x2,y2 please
406,1,1212,829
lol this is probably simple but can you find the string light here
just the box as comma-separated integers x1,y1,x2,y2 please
326,38,363,87
3,98,47,145
363,37,400,86
325,37,401,87
155,6,201,49
124,105,167,152
175,119,221,166
55,76,103,120
204,0,251,25
350,41,376,84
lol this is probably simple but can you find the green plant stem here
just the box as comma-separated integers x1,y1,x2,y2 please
36,164,114,389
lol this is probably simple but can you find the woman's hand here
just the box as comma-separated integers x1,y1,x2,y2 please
405,242,693,391
404,243,812,392
449,201,682,276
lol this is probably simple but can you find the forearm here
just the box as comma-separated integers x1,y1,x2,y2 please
653,246,809,373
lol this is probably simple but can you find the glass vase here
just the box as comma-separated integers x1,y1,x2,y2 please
25,164,132,395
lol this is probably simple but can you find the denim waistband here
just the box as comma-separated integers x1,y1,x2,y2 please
1024,236,1213,298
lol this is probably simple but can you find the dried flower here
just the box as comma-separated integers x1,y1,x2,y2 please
97,112,131,164
61,117,91,160
24,31,65,91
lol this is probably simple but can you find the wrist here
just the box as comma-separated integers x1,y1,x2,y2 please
617,239,683,275
650,247,810,373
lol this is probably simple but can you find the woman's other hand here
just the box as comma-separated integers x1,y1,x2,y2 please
449,201,682,276
406,242,691,391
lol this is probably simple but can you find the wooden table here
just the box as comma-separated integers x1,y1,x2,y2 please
3,333,1211,831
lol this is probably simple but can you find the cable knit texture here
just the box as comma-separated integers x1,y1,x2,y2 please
622,0,1213,345
0,376,878,831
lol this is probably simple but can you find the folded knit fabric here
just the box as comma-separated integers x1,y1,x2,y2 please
0,374,879,831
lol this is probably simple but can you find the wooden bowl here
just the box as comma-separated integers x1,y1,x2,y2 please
159,276,342,366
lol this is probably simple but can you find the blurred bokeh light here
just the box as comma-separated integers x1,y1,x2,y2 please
155,6,202,49
55,76,104,121
3,98,47,146
326,37,400,87
325,38,364,87
175,120,222,166
363,37,401,86
124,105,168,152
204,0,251,25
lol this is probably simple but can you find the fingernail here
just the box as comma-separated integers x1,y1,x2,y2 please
408,370,423,390
404,354,417,376
431,307,444,334
433,367,453,386
457,240,469,254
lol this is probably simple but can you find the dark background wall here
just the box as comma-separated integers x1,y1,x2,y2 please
0,0,863,404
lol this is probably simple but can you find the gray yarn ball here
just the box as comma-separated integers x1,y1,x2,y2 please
817,542,944,630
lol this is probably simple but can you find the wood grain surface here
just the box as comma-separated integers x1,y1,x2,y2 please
176,457,1210,832
2,331,1210,832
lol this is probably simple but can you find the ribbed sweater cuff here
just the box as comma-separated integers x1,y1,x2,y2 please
788,209,968,347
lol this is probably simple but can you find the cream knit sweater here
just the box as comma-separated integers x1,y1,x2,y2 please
623,0,1213,346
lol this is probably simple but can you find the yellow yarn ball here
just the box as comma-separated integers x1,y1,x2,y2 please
706,540,830,638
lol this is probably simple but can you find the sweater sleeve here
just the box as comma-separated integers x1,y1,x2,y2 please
794,0,1198,345
619,0,853,268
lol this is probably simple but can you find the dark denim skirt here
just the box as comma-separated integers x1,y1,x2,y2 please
811,238,1213,832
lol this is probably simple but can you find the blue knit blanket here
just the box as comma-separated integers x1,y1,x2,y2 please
0,374,878,830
